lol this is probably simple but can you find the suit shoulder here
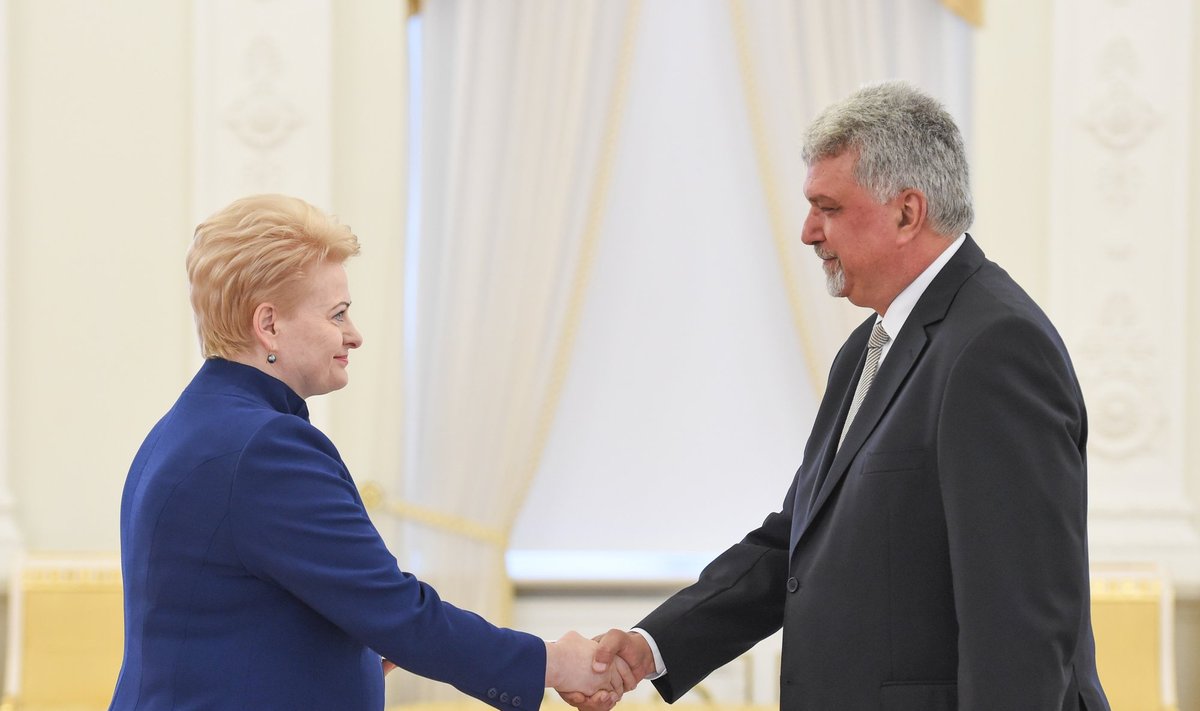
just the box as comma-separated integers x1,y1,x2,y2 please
950,262,1063,339
240,412,339,459
231,415,348,494
930,262,1078,378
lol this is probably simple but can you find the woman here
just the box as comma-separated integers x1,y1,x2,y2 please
109,195,625,710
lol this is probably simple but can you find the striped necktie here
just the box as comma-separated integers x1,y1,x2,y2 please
839,321,890,447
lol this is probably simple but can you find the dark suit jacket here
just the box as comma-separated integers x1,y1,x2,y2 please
110,359,544,711
639,237,1109,710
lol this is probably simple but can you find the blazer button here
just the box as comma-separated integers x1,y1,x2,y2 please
787,576,800,593
487,688,498,699
513,697,522,707
500,693,510,703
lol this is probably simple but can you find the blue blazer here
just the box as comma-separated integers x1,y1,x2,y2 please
110,359,545,711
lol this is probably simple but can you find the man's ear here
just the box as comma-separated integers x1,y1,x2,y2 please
252,302,279,352
895,188,927,243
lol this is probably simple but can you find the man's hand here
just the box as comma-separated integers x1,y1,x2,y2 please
545,631,628,700
559,629,656,711
592,629,656,679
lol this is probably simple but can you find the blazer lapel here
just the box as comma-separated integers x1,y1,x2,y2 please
789,316,871,545
791,235,987,552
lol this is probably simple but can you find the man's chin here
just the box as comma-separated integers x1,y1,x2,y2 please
825,276,847,298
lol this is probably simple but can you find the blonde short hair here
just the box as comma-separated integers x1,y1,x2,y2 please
187,194,360,359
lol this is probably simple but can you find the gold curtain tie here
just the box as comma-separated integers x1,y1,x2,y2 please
360,481,507,549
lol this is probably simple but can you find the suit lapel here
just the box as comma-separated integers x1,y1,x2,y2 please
791,236,987,552
789,316,871,544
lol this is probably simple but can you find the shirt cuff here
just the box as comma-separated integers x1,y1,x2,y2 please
630,627,666,680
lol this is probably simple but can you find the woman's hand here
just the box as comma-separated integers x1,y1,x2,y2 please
545,631,630,701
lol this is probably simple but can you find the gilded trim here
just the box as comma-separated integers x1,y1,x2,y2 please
1090,576,1164,602
21,566,122,592
939,0,983,27
360,482,506,549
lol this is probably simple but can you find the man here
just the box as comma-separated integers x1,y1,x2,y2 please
567,82,1110,710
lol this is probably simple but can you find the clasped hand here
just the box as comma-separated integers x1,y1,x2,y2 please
552,629,659,711
545,631,634,704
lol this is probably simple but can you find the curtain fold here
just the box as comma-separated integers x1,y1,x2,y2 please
392,0,642,701
728,0,973,396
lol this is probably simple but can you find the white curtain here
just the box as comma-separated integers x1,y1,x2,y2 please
391,0,642,700
728,0,973,392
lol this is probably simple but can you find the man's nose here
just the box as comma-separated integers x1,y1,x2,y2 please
800,211,821,245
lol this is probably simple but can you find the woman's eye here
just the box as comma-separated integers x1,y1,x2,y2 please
333,310,346,322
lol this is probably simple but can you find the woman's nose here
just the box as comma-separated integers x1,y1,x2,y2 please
345,320,363,349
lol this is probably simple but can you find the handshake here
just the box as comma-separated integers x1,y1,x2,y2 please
544,629,657,711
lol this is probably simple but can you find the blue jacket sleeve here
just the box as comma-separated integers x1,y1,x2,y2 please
229,415,546,710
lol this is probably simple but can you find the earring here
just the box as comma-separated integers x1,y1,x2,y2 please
267,353,277,364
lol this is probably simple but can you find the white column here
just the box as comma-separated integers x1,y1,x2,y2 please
1050,0,1200,592
0,0,25,581
192,0,335,425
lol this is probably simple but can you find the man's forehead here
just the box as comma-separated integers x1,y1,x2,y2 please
804,151,858,192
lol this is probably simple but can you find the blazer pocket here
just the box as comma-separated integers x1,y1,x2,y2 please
880,681,957,711
862,448,926,476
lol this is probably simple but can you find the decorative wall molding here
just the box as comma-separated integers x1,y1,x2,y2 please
192,0,333,221
224,37,304,185
192,0,334,427
1083,40,1157,153
1050,0,1200,591
1075,295,1164,461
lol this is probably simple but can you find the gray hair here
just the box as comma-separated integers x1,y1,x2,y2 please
801,81,973,236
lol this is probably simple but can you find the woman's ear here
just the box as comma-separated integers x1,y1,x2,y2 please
252,303,279,352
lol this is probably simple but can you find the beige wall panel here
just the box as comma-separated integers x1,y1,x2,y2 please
325,0,408,507
0,0,22,574
970,0,1053,299
7,0,194,551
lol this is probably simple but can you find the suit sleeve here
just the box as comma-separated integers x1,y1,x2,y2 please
937,315,1089,708
638,474,796,702
229,416,545,711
